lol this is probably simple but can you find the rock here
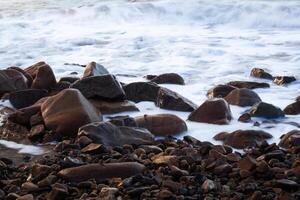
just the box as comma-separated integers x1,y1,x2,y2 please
207,84,236,98
41,89,101,138
78,122,154,147
108,115,137,127
89,99,139,114
250,102,285,119
8,105,41,126
152,154,178,166
28,124,45,141
58,162,145,182
21,182,39,192
98,187,119,200
279,130,300,148
16,194,34,200
59,77,79,84
149,73,185,85
256,160,270,173
123,82,160,103
250,68,273,80
24,62,56,91
82,62,109,78
31,164,52,180
9,89,48,109
238,113,251,122
49,81,70,96
213,164,232,175
188,98,232,125
238,156,257,171
284,101,300,115
273,76,296,85
81,143,107,154
8,66,33,86
47,183,69,200
201,179,216,193
37,175,57,187
155,88,197,111
224,88,261,107
76,135,93,148
134,114,187,136
71,75,125,100
214,130,272,149
0,69,28,96
227,81,270,89
273,179,299,191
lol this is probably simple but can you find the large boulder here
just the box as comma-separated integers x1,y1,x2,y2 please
71,75,125,100
273,76,296,85
41,89,101,138
58,162,145,183
279,130,300,148
77,122,154,147
284,101,300,115
207,85,236,98
135,114,187,136
155,88,197,112
0,69,28,96
89,99,139,114
123,82,160,103
250,68,273,80
82,62,109,78
148,73,185,85
224,88,261,107
249,102,285,119
214,130,272,149
9,89,48,109
227,81,269,89
8,105,41,127
24,62,56,91
8,66,33,86
188,99,232,125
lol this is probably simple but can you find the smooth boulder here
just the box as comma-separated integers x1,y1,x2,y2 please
279,130,300,148
0,69,28,96
71,75,125,100
24,62,56,91
250,68,273,80
78,122,154,146
207,85,236,98
58,162,145,183
41,89,101,138
135,114,187,136
227,81,269,89
155,88,197,112
123,82,160,103
214,130,272,149
188,99,232,125
89,99,139,114
283,101,300,115
224,88,261,107
82,61,109,78
149,73,185,85
249,102,285,119
9,89,48,109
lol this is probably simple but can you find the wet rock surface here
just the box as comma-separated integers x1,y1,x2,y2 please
224,88,262,107
148,73,185,85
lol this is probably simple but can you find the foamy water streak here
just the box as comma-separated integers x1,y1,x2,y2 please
0,0,300,147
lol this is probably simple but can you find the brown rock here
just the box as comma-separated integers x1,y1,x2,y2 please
279,130,300,148
24,62,56,91
207,84,236,98
201,179,216,193
8,66,33,87
81,143,106,154
250,102,285,119
21,182,39,192
58,162,145,182
188,98,232,125
213,164,232,175
41,89,101,138
227,81,270,89
250,68,273,80
152,154,178,166
123,82,160,103
28,124,45,141
214,130,272,149
0,69,28,96
284,101,300,115
149,73,185,85
8,105,41,126
238,113,251,122
78,122,154,147
224,88,261,107
155,88,197,111
9,89,48,109
47,183,69,200
273,179,299,191
71,75,125,100
135,114,187,136
59,77,79,84
82,61,109,78
89,99,139,114
16,194,34,200
273,76,296,85
98,187,119,200
238,156,257,171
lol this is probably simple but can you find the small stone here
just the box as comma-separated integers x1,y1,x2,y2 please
16,194,34,200
251,68,273,80
273,76,296,85
21,182,39,193
273,179,299,191
238,156,257,171
81,143,106,154
201,179,216,193
152,155,178,166
47,183,69,200
238,113,251,122
98,187,118,200
227,81,270,89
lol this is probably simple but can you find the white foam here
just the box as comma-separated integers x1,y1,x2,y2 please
0,140,44,155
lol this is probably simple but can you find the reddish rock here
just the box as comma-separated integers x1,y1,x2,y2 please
279,130,300,148
188,99,232,125
227,81,270,89
9,89,48,109
155,88,197,112
71,75,125,100
250,102,285,119
149,73,185,85
8,66,33,86
238,156,257,171
214,130,272,149
238,113,252,122
250,68,273,80
283,101,300,115
24,62,56,91
89,99,139,114
207,84,236,98
0,69,28,96
41,89,101,138
135,114,187,136
82,61,109,78
123,82,160,103
273,76,296,85
58,162,145,182
8,105,41,126
224,88,261,107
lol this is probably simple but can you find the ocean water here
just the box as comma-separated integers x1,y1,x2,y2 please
0,0,300,154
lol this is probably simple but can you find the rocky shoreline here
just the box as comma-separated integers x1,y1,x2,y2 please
0,62,300,199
